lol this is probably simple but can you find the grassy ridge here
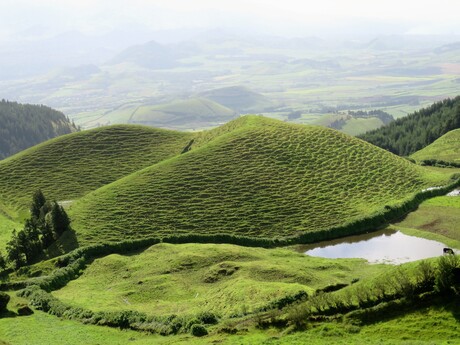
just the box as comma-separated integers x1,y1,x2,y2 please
70,116,449,244
411,128,460,163
0,125,194,214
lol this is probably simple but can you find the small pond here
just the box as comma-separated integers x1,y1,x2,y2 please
300,229,456,264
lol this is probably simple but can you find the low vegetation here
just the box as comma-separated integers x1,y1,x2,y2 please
0,100,78,160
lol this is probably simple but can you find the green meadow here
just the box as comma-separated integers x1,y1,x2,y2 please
52,243,384,317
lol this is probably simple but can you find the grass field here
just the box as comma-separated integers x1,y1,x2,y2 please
341,118,385,136
411,128,460,163
69,116,450,245
52,242,385,317
394,195,460,242
1,292,458,345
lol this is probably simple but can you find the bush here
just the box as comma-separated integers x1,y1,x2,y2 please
0,292,10,311
17,304,33,316
185,318,201,331
435,255,460,294
197,311,219,324
190,323,208,337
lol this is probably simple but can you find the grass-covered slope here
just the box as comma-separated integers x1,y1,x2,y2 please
0,125,194,213
52,243,382,317
411,128,460,163
70,116,449,244
394,195,460,243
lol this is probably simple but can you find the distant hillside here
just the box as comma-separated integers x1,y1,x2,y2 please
197,86,272,113
411,128,460,163
70,116,448,245
0,100,78,160
129,97,237,129
314,110,394,136
358,96,460,156
0,125,194,213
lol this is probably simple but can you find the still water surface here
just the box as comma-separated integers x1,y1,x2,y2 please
301,229,454,264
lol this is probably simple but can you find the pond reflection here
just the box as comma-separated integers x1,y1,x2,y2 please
299,229,454,264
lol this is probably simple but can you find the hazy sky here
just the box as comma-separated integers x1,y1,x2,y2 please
1,0,460,41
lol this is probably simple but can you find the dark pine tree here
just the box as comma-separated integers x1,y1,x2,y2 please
6,230,25,269
49,202,71,237
31,189,46,220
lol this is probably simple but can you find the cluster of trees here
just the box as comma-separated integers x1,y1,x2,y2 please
348,110,394,125
327,110,394,131
358,96,460,156
0,190,70,269
0,100,79,160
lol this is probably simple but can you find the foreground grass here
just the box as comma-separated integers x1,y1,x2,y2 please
1,300,458,345
52,243,385,317
70,116,450,244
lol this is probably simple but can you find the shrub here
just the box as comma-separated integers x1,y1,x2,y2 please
435,255,460,294
0,292,10,311
190,323,208,337
415,260,435,292
185,318,201,331
197,311,219,324
17,304,33,316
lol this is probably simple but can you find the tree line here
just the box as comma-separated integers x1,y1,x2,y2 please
358,96,460,156
0,190,71,269
0,100,79,160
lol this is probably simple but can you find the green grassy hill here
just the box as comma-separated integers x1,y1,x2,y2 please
0,125,194,216
197,86,272,113
130,98,237,129
411,128,460,163
69,116,449,245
